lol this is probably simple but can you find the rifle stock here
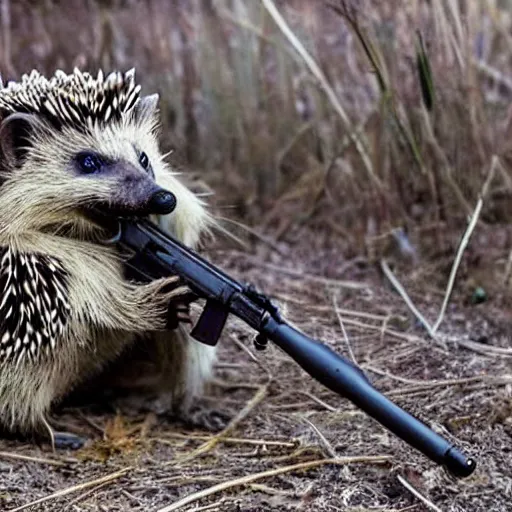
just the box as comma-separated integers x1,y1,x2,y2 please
107,217,476,478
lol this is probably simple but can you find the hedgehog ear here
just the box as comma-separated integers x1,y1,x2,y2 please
0,113,44,168
132,94,160,124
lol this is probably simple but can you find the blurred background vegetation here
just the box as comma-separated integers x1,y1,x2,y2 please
3,0,512,274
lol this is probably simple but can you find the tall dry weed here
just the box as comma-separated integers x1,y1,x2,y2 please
1,0,512,258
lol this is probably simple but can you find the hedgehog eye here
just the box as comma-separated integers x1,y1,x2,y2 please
76,152,103,174
139,151,150,170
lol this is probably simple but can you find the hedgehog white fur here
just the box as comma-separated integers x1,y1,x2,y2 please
0,68,218,444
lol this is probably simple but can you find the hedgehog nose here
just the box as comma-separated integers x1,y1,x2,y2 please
148,189,177,214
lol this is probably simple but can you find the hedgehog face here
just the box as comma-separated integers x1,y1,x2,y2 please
69,147,177,218
0,69,194,235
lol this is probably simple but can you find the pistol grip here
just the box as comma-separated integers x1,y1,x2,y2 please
190,299,229,346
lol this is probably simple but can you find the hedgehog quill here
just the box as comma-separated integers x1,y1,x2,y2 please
0,68,217,448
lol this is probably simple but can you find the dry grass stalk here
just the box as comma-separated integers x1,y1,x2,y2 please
380,154,498,349
0,450,68,467
432,156,498,333
456,338,512,357
0,0,14,76
333,294,358,365
156,455,393,512
261,0,378,188
396,474,443,512
300,417,337,458
167,382,269,466
154,432,296,448
379,259,439,342
273,292,401,322
386,375,512,398
8,466,132,512
188,498,230,511
300,390,338,412
66,481,116,508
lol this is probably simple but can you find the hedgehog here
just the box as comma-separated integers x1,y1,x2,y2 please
0,68,218,448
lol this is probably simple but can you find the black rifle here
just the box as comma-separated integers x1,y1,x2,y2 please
105,217,476,478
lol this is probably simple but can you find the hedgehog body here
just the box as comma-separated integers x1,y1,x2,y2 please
0,68,217,439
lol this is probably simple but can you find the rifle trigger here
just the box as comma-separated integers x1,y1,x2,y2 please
190,299,229,346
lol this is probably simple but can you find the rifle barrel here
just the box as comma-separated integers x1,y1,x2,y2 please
262,316,476,478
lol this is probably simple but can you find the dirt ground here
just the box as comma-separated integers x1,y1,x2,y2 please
0,224,511,512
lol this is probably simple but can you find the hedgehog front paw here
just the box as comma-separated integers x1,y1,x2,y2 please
144,276,198,330
130,276,197,331
147,275,191,300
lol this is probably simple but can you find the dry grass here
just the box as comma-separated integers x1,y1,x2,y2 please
0,242,511,511
3,0,512,257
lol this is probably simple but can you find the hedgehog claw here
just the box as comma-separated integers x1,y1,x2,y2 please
53,431,86,450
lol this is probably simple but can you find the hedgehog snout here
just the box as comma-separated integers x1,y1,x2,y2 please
87,160,178,217
148,189,177,215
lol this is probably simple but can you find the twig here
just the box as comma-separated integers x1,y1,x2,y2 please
156,456,392,512
333,294,357,364
386,375,512,398
380,259,438,342
8,467,132,512
248,483,295,496
120,489,144,506
300,417,337,458
151,476,221,488
67,482,114,508
379,314,392,343
456,338,512,357
0,451,68,467
363,365,432,385
77,412,105,434
432,156,498,333
153,432,296,448
166,382,269,466
261,0,380,188
397,474,443,512
300,391,337,412
229,333,271,375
